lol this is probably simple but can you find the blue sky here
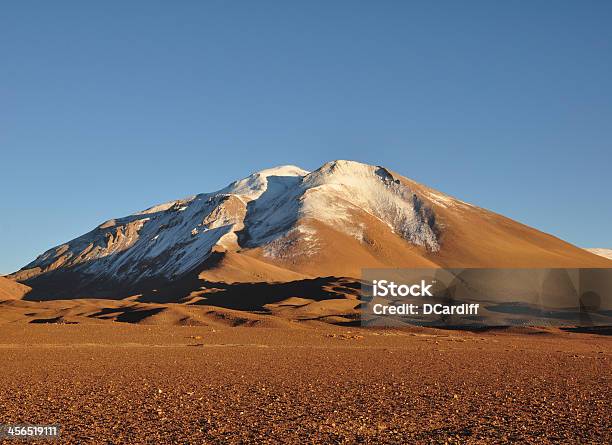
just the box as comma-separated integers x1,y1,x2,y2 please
1,1,611,274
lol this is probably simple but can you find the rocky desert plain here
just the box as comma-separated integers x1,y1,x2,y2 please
0,321,609,444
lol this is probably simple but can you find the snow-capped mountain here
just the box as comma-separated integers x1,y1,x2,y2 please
11,160,611,298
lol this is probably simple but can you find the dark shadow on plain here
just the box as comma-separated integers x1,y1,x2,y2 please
179,277,361,312
87,306,166,323
560,326,612,336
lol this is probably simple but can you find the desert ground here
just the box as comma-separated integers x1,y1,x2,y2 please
0,320,610,444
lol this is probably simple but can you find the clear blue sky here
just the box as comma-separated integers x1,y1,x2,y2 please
1,1,611,274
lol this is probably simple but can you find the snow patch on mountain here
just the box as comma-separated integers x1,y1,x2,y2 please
301,161,439,251
263,225,321,259
220,165,309,201
585,248,612,260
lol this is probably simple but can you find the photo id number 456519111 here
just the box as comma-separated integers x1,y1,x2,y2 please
0,424,60,440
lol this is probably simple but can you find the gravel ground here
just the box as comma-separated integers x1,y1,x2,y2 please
0,324,610,444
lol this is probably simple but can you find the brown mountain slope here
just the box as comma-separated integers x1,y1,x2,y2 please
396,174,611,269
0,276,31,299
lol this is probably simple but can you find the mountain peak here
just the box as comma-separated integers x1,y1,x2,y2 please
220,165,309,201
253,164,309,178
310,159,384,177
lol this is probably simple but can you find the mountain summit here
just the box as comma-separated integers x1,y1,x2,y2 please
10,160,610,299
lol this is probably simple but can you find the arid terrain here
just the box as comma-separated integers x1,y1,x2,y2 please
0,323,610,444
2,160,610,443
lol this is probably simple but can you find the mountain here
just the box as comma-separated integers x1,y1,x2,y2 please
585,248,612,260
10,160,611,300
